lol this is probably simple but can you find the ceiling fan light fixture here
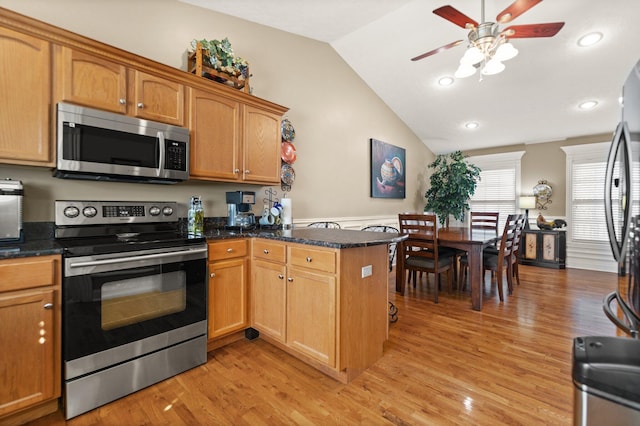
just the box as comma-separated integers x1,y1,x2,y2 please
481,58,505,75
460,46,484,65
438,76,455,86
494,42,518,61
455,62,477,78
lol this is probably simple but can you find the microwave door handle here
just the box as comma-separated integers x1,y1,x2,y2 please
157,131,165,177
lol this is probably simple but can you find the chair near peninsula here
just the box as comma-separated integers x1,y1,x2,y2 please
361,225,400,272
307,221,341,229
398,213,454,303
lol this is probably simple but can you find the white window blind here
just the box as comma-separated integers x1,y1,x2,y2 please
468,151,524,229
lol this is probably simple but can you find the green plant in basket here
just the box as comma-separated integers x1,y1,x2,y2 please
190,38,249,79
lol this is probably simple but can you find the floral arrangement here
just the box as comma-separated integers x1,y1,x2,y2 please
190,38,249,80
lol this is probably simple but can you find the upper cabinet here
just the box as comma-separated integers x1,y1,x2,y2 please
0,27,53,166
189,88,286,184
54,46,185,126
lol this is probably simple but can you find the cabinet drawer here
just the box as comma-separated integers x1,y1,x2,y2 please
253,239,286,263
0,255,59,292
289,246,336,274
208,239,248,261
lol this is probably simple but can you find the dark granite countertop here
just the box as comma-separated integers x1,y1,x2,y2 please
205,228,407,249
0,222,63,259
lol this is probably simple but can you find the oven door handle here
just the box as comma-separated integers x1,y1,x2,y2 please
68,247,208,268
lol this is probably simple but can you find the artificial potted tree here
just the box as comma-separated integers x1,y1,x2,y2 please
424,151,481,227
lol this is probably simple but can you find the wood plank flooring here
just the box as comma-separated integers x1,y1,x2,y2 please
27,265,621,425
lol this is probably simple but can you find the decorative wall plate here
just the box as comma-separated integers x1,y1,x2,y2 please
281,142,297,164
281,118,296,142
281,163,295,185
533,182,552,199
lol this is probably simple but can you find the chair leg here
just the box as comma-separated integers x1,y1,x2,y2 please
433,271,439,304
496,268,504,302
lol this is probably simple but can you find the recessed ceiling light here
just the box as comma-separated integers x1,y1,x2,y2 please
465,121,479,129
578,32,603,47
438,76,454,86
579,100,598,110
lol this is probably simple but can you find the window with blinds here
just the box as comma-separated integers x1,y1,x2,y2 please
468,151,524,229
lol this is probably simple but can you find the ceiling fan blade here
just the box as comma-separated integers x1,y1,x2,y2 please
411,40,464,62
497,0,542,24
433,6,478,29
502,22,565,38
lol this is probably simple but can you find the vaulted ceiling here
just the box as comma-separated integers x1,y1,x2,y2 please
181,0,640,153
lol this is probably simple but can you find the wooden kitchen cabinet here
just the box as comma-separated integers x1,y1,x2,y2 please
0,27,53,166
0,255,61,424
188,87,285,184
54,46,185,125
207,240,249,343
521,229,566,269
251,239,387,382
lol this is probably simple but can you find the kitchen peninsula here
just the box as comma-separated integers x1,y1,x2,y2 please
206,227,405,384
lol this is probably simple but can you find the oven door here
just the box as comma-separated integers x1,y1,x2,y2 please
63,244,207,379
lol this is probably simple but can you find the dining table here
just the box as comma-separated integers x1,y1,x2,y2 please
395,226,500,311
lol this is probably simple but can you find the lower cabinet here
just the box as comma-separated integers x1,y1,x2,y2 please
207,240,249,342
251,238,388,382
0,255,61,423
521,229,566,269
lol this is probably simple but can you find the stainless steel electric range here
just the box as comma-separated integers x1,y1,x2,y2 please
55,200,208,419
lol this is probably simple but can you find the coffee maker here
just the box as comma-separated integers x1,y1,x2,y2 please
226,191,256,228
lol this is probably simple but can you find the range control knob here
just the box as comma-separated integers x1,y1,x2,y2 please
82,206,98,218
162,206,174,216
149,206,161,216
63,206,80,218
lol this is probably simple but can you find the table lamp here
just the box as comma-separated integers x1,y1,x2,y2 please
519,196,536,230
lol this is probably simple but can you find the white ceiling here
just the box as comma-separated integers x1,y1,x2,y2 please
180,0,640,154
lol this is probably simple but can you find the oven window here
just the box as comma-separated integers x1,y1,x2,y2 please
101,270,186,330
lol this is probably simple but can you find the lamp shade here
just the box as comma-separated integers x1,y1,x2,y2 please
519,196,536,209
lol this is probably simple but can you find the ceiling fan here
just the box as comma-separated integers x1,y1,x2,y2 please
411,0,565,78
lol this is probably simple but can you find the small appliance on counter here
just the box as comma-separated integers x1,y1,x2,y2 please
226,191,256,229
0,178,23,242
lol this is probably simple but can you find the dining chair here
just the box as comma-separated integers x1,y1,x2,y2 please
307,221,341,229
457,212,500,286
510,214,527,287
361,225,400,272
398,213,454,303
480,214,521,302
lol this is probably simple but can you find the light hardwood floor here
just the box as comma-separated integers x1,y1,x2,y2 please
28,265,621,425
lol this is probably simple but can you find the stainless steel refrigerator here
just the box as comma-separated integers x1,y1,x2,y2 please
572,59,640,425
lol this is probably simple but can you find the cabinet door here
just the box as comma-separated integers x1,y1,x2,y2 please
287,268,336,367
0,289,57,416
541,232,557,262
189,87,242,181
55,46,127,113
208,258,248,339
252,259,287,342
130,70,185,126
524,232,538,260
243,105,281,184
0,27,52,165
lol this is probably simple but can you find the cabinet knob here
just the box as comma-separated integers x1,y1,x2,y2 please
119,99,126,105
137,102,144,108
263,249,270,254
227,248,233,253
306,256,313,263
245,170,250,175
287,277,293,282
44,303,53,310
278,274,284,280
210,272,215,278
234,168,240,174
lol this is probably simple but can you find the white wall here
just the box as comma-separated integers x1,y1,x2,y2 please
0,0,433,222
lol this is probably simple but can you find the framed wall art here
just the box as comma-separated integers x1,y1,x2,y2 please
370,138,406,199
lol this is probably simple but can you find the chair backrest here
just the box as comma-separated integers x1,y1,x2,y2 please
512,214,526,259
307,221,341,229
471,212,500,235
398,213,438,261
496,214,520,264
361,225,400,270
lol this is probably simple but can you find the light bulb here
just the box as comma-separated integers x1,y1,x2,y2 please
495,42,518,61
460,46,483,65
455,63,476,78
482,58,505,75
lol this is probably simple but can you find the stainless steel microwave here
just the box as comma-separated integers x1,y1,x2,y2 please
55,103,190,184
